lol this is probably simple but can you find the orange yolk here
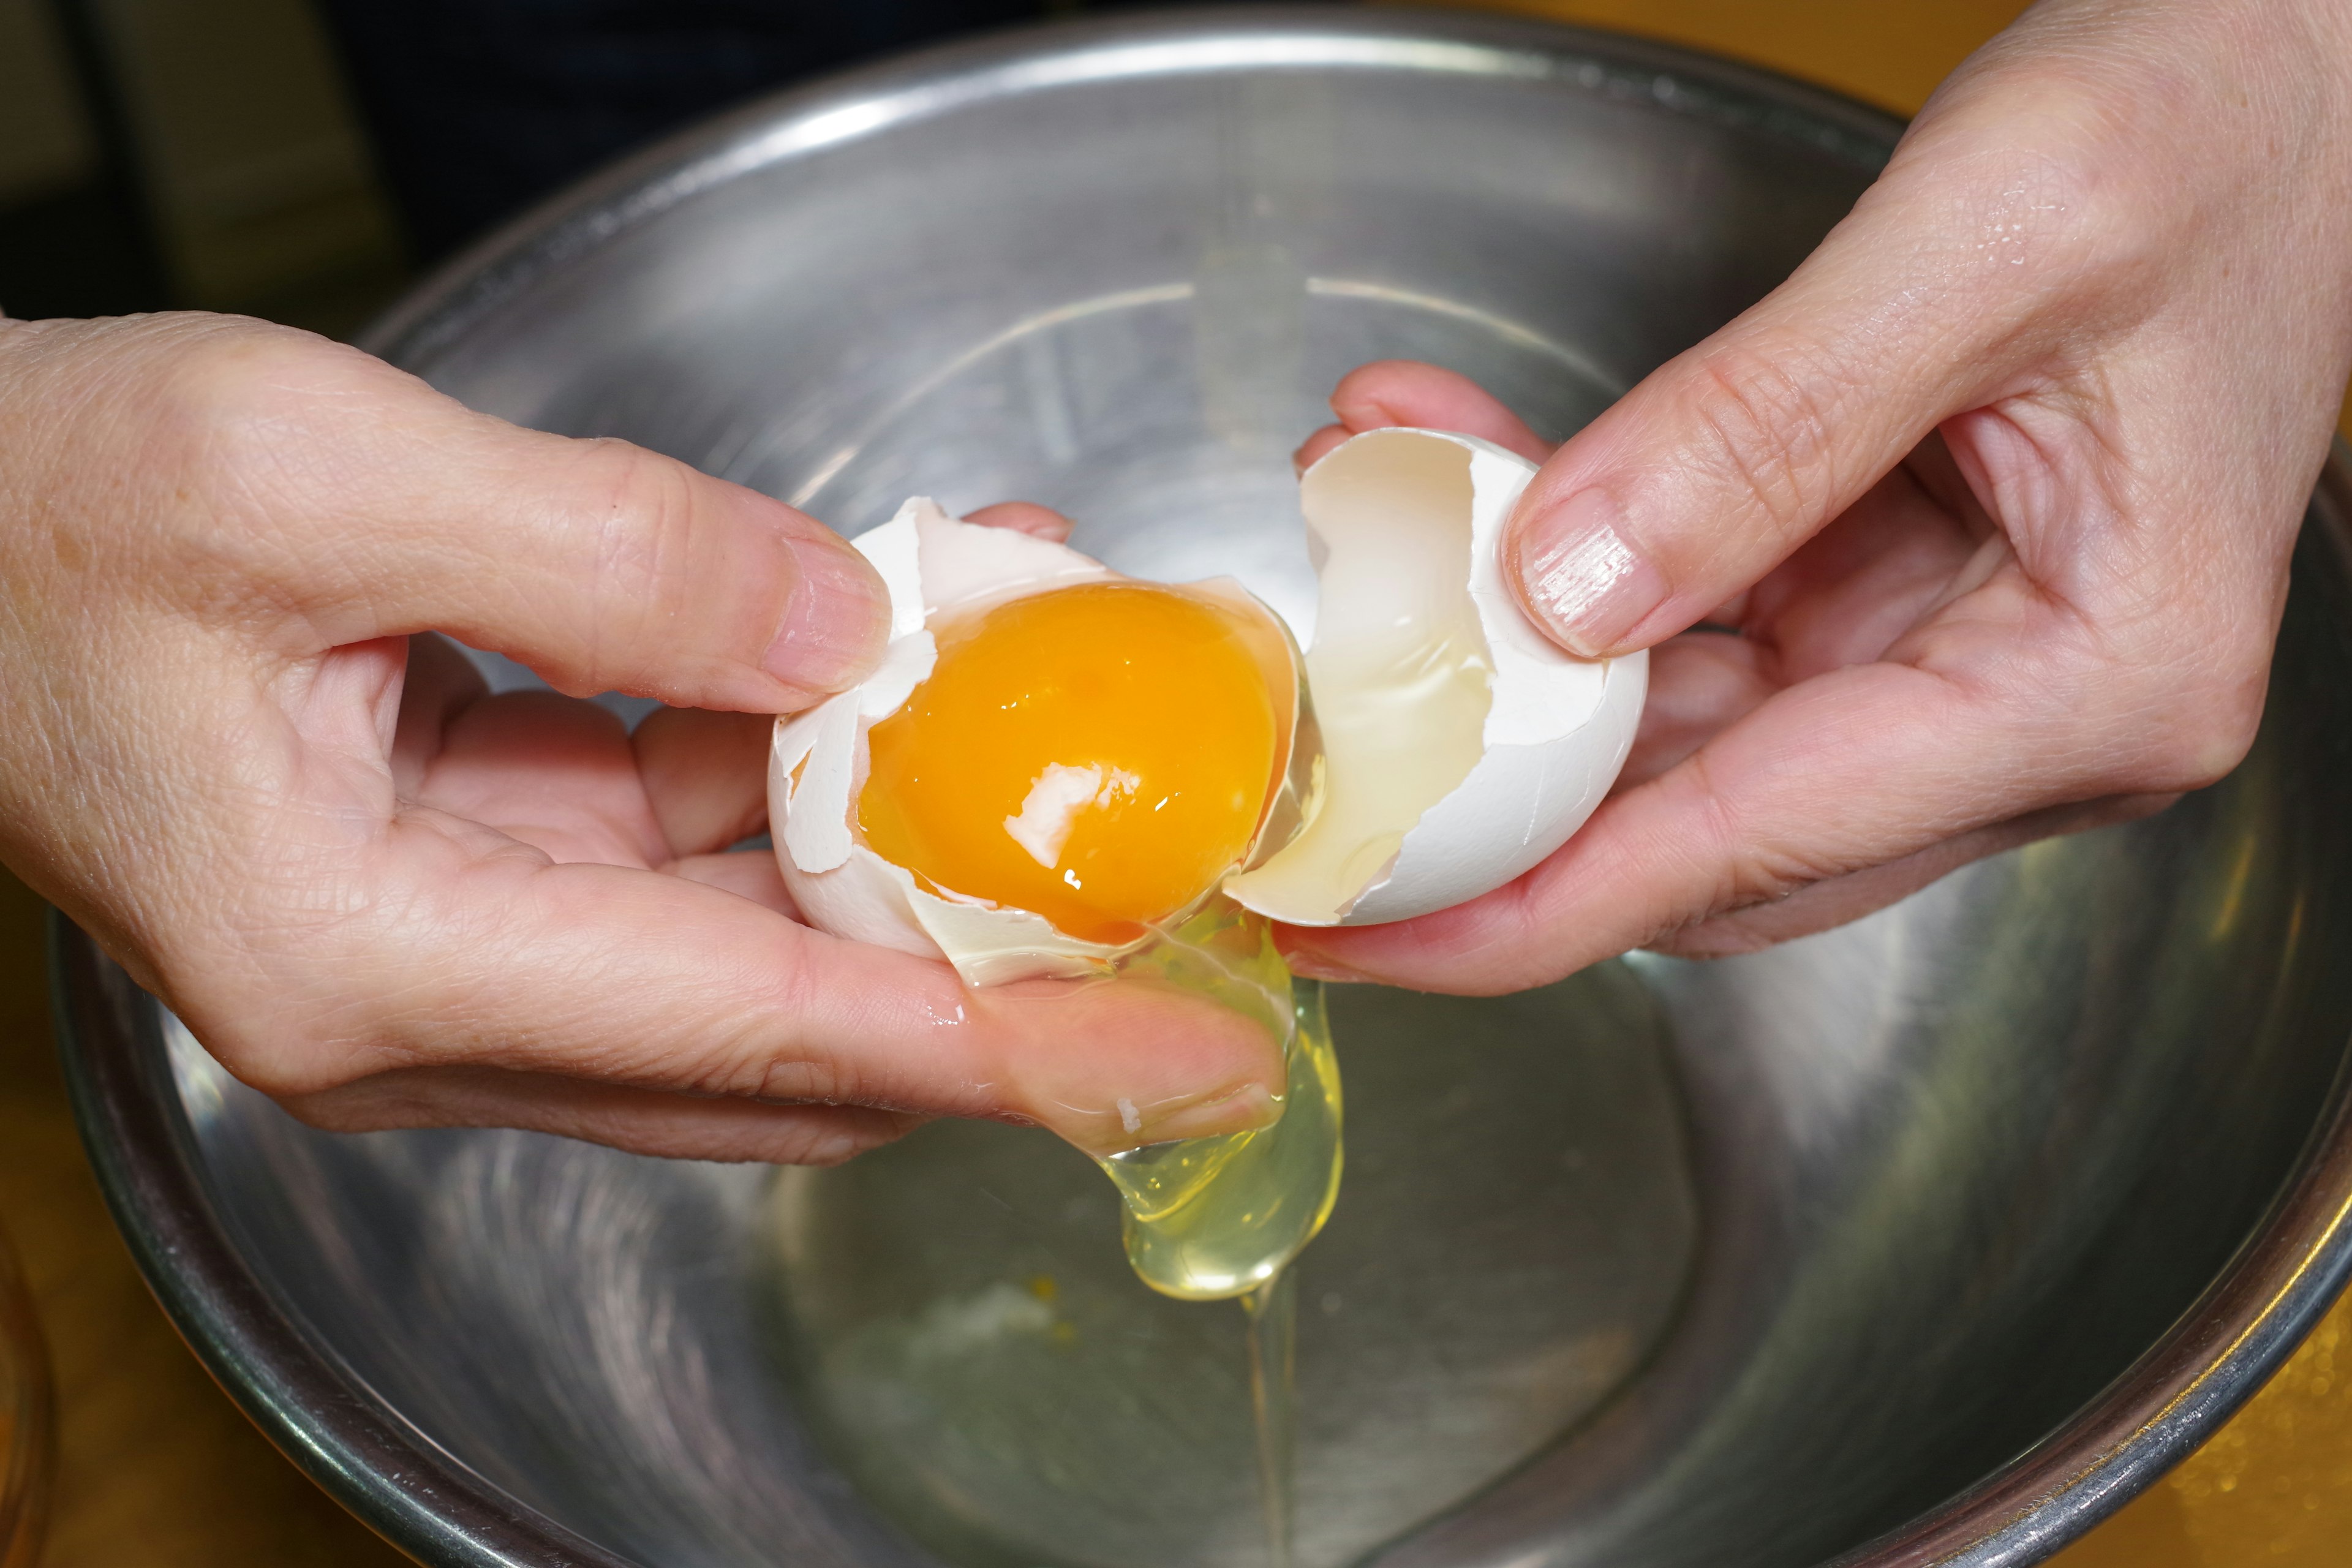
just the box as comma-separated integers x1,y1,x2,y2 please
858,581,1281,946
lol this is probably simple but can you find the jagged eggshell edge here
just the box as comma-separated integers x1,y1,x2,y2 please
767,499,1133,985
1251,429,1648,927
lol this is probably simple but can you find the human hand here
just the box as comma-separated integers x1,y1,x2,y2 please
1283,0,2352,991
0,314,1278,1161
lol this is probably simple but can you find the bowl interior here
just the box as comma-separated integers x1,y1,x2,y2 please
87,12,2352,1568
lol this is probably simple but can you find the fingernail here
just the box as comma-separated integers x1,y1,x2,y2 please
1135,1081,1283,1144
1280,950,1370,984
766,530,890,692
1515,489,1668,657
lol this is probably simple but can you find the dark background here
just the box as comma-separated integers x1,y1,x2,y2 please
0,0,1114,333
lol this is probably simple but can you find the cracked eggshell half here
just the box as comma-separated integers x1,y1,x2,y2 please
1223,427,1648,928
767,497,1133,987
767,499,1303,989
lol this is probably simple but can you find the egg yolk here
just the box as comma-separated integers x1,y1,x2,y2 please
858,581,1281,945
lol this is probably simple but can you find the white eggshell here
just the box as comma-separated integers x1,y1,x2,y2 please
1231,428,1647,927
769,499,1129,985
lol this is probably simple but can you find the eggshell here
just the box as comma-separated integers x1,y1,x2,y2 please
769,499,1140,986
1224,428,1647,927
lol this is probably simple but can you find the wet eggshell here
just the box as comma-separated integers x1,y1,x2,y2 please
1227,428,1648,927
769,498,1131,986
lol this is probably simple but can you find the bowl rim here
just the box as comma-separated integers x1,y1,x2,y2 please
356,2,1910,369
52,7,2352,1567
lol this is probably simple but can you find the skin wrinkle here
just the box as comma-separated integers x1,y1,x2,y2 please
151,347,360,639
1939,401,2125,622
581,440,687,698
1683,332,1852,561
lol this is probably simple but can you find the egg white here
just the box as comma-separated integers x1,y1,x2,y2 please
1223,428,1647,927
773,431,1646,978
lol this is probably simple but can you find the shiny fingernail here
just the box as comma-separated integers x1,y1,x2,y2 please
766,530,890,692
1515,489,1667,657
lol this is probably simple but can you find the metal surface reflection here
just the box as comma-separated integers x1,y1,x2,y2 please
768,965,1694,1568
47,9,2352,1568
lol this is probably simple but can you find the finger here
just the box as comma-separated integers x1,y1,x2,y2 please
1324,361,1556,461
144,322,888,712
1618,452,1986,788
282,1065,921,1165
1648,792,2176,958
963,501,1075,543
1736,449,1989,673
634,707,772,856
412,690,665,867
1294,424,1352,473
192,817,1286,1158
1279,623,2150,993
627,503,1069,859
670,846,799,916
391,633,491,798
1501,134,2104,658
1621,632,1777,788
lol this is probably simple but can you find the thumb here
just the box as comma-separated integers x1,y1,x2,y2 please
1503,137,2078,657
159,322,890,712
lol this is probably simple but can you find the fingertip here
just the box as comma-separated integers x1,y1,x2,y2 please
1329,361,1554,462
963,500,1076,543
1327,360,1424,431
1294,424,1351,474
763,510,892,696
976,971,1287,1155
635,706,773,855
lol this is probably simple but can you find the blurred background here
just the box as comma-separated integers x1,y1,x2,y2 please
1,1,2346,1566
0,0,2056,337
0,0,401,331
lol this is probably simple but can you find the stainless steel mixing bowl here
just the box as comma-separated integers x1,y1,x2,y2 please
52,8,2352,1567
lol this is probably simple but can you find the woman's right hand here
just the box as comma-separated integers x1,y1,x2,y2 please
0,314,1281,1163
1280,0,2352,993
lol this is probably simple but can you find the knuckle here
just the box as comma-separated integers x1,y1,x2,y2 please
1713,841,1839,915
565,439,710,688
1646,913,1782,962
1683,333,1848,543
2065,621,2271,794
134,323,394,611
270,1083,401,1134
670,949,862,1108
201,1014,369,1099
2135,698,2264,793
1679,750,1842,914
1908,71,2188,306
149,322,363,466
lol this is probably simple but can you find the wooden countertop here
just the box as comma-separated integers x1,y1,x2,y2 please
2,6,2349,1564
0,870,405,1567
5,856,2351,1568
